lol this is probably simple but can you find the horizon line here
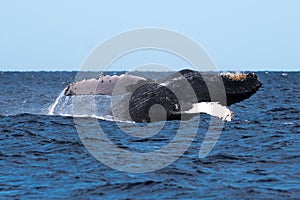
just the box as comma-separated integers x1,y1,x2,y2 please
1,69,299,73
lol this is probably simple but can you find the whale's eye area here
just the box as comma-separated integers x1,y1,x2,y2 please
129,83,181,123
149,104,167,123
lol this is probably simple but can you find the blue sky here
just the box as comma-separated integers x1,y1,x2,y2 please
0,0,299,71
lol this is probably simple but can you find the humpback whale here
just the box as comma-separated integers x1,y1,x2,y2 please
64,69,262,123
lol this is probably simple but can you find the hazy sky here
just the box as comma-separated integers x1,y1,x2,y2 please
0,0,299,71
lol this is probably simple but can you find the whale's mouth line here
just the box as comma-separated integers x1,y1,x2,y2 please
49,69,261,123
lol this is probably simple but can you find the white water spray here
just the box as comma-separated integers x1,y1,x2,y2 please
47,88,115,119
48,89,66,115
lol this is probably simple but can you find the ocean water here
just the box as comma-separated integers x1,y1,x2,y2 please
0,71,299,199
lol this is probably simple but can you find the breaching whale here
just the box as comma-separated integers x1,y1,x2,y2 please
64,69,262,123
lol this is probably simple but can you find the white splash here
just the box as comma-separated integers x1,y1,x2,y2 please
48,90,65,115
48,88,116,120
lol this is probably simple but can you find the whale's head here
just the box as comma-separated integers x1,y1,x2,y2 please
220,72,262,105
163,69,262,107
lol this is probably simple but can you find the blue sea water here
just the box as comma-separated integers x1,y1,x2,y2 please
0,71,299,199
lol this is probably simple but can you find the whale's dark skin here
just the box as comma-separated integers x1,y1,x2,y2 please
128,83,182,123
128,69,262,122
64,69,262,123
165,69,262,106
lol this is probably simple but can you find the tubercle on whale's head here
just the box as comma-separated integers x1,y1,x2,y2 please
220,72,261,84
220,72,249,81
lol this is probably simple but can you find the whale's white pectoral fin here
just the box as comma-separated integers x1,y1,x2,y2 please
184,102,234,121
